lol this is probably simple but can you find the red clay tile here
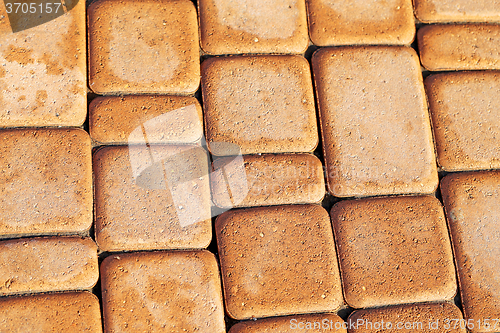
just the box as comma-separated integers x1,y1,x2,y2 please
348,302,466,333
216,204,343,320
88,0,200,95
331,196,457,308
0,0,86,127
94,145,212,252
89,95,203,145
418,24,500,71
312,47,438,197
426,71,500,172
0,292,102,332
0,237,98,296
306,0,415,46
230,313,346,332
198,0,309,55
101,250,225,332
202,55,318,155
441,171,500,333
414,0,500,23
0,129,92,238
211,153,325,208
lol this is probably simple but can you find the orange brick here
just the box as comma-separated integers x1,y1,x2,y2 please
418,24,500,71
0,292,102,332
0,129,92,238
230,313,346,332
331,196,457,308
88,0,200,94
101,251,225,332
307,0,415,46
441,171,500,333
0,0,86,127
414,0,500,23
198,0,309,54
0,237,98,296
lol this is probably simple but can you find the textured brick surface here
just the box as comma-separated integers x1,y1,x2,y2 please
202,55,318,155
211,153,325,208
216,205,343,319
307,0,415,46
94,145,212,252
418,24,500,71
0,129,92,238
441,171,500,333
0,0,86,127
230,313,346,333
331,196,457,308
90,95,204,145
198,0,309,54
88,0,200,94
0,237,99,296
348,302,466,333
101,250,225,332
313,46,438,197
414,0,500,23
0,292,102,332
426,71,500,171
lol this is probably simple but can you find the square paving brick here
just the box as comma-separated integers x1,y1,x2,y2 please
306,0,415,46
418,25,500,71
426,71,500,172
0,292,102,332
414,0,500,23
229,313,346,333
211,153,325,208
0,129,92,238
0,0,86,127
441,171,500,333
0,237,99,296
101,250,225,332
89,95,204,145
331,196,457,309
198,0,309,55
312,47,438,197
348,302,466,333
216,204,343,320
202,55,318,155
88,0,200,94
94,145,212,252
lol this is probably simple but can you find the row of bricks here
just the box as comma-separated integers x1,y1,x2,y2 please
1,0,500,127
1,174,499,329
0,120,498,245
0,286,467,332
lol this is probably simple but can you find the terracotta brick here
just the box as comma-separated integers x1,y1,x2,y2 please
348,302,466,333
94,145,212,252
89,95,203,145
0,129,92,238
0,292,102,332
0,0,86,127
198,0,309,55
211,153,325,208
331,196,457,308
0,237,98,296
414,0,500,23
230,313,346,333
418,24,500,71
312,47,438,197
426,71,500,171
216,205,343,319
202,55,318,155
101,250,225,332
307,0,415,46
88,0,200,94
441,171,500,333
